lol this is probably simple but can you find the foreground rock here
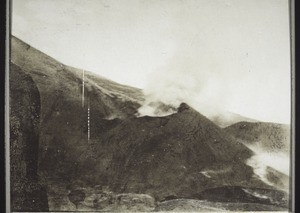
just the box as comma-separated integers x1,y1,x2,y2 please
155,199,288,212
10,63,49,211
47,182,155,211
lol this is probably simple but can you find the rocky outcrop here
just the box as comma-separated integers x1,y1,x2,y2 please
10,63,49,211
46,182,156,211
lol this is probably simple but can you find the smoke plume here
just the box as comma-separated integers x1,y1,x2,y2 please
137,49,228,118
245,143,290,192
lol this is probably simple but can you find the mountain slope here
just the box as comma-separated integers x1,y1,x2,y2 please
11,36,144,114
224,121,290,153
224,121,290,192
10,36,288,210
11,36,144,179
86,103,273,200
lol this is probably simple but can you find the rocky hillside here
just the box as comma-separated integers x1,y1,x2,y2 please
87,103,268,201
224,121,290,153
11,36,143,180
10,36,289,211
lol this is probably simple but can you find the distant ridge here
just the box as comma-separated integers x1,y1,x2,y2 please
224,121,290,153
210,111,258,128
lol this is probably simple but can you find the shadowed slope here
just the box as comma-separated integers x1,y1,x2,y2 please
11,36,144,179
10,63,49,211
87,103,274,200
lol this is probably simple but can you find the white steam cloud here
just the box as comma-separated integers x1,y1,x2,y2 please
245,144,290,192
137,51,228,118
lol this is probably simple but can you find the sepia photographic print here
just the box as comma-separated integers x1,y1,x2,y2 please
6,0,294,212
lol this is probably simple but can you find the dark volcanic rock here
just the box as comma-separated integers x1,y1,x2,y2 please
10,63,49,211
68,189,86,208
88,103,272,200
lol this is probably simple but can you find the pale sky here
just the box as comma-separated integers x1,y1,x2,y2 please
12,0,291,124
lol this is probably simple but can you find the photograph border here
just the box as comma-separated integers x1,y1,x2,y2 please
5,0,296,212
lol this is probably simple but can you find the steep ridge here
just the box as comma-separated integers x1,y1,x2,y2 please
11,36,143,117
11,36,143,179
